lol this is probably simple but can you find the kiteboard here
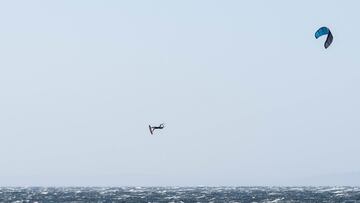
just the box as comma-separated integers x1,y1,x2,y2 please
149,125,153,135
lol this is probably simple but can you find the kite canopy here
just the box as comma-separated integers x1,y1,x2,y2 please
315,27,333,49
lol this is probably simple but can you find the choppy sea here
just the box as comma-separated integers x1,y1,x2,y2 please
1,186,360,203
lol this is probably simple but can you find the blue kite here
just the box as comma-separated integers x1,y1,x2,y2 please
315,27,333,49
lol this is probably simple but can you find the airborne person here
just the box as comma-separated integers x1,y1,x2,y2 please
148,124,165,135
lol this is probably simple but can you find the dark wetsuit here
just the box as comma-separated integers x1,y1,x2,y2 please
152,124,164,130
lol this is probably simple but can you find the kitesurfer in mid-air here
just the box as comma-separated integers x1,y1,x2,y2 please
149,124,165,135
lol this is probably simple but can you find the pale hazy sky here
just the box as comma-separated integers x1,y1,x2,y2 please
0,0,359,186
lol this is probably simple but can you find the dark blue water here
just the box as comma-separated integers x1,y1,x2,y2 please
1,187,360,202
